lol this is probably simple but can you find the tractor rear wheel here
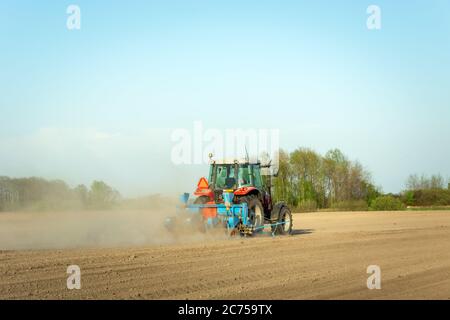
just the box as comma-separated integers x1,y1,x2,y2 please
239,195,265,232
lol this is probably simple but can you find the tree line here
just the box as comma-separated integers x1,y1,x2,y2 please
270,148,450,211
0,177,120,211
403,174,450,207
270,148,380,211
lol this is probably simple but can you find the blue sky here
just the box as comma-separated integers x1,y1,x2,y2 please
0,1,449,195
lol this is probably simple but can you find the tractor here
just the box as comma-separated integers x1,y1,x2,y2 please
165,158,293,236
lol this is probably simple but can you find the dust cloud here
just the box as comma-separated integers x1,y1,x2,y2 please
0,206,233,251
0,209,171,250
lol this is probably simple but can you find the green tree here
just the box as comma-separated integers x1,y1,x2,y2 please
323,149,349,204
370,196,405,211
272,150,294,205
89,181,121,209
290,148,323,208
74,184,89,208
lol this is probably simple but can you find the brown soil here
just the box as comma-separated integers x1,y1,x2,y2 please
1,210,450,299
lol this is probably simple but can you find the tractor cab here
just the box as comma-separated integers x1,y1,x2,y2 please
208,161,263,191
194,159,272,219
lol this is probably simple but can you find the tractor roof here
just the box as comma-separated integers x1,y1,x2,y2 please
211,158,262,165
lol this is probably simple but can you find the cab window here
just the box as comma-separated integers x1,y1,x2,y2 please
214,165,236,189
238,166,250,187
252,165,263,188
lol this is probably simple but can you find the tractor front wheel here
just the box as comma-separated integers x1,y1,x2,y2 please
272,206,293,235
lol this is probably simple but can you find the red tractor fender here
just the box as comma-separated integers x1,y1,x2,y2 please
234,186,257,196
